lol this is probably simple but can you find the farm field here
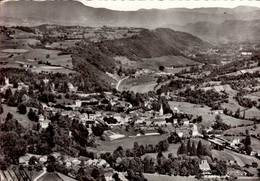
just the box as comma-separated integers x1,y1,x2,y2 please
118,75,157,93
87,134,169,154
114,55,199,71
139,55,200,71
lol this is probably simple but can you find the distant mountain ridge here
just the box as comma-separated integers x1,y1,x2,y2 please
172,19,260,44
0,0,260,27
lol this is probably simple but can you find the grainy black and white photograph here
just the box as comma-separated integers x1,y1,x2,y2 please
0,0,260,180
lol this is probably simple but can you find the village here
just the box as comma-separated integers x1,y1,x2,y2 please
0,14,260,181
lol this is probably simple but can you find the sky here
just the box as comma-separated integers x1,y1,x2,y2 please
78,0,260,11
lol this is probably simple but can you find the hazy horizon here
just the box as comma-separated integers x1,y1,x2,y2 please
1,0,260,11
80,0,260,11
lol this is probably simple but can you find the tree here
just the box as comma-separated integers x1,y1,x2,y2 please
186,139,191,155
6,112,13,121
158,140,169,152
28,109,39,122
0,95,3,114
159,65,165,71
190,141,197,156
91,168,105,180
17,103,27,115
177,142,187,155
34,164,43,172
235,108,241,118
244,135,251,146
29,156,38,165
197,141,204,156
46,163,55,172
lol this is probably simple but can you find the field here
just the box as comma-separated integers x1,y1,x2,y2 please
87,134,169,154
245,107,260,119
223,124,260,136
118,75,157,93
144,174,197,181
212,149,260,167
222,97,246,113
169,101,252,128
139,55,199,70
1,104,35,129
141,143,181,160
115,55,199,71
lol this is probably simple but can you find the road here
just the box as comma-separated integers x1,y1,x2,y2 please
116,76,129,91
33,167,46,181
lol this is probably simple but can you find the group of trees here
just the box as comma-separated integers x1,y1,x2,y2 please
100,137,227,179
177,140,212,158
235,93,258,109
241,132,253,155
0,115,26,169
212,115,231,131
179,88,228,110
158,79,191,94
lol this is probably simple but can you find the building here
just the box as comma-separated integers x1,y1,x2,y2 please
67,82,78,93
0,77,13,93
39,114,50,129
230,136,240,147
159,104,164,116
199,160,211,175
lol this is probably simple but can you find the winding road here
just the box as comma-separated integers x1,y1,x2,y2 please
116,76,129,91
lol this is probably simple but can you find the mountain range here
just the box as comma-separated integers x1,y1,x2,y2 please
0,1,259,27
1,0,260,44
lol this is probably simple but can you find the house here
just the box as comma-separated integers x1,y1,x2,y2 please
0,77,13,93
39,155,47,163
199,160,211,175
67,82,78,93
230,137,240,147
19,154,31,165
152,119,166,126
43,78,49,84
39,115,51,129
183,119,190,126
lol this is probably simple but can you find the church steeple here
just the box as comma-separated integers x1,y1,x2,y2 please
159,104,163,116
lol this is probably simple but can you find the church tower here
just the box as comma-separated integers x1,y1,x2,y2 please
159,104,164,116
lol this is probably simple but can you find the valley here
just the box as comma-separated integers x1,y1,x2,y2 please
0,1,260,181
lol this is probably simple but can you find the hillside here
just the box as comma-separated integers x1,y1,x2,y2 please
70,28,209,89
173,20,260,44
1,1,260,27
71,28,209,62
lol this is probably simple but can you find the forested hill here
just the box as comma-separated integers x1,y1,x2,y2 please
69,28,210,91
